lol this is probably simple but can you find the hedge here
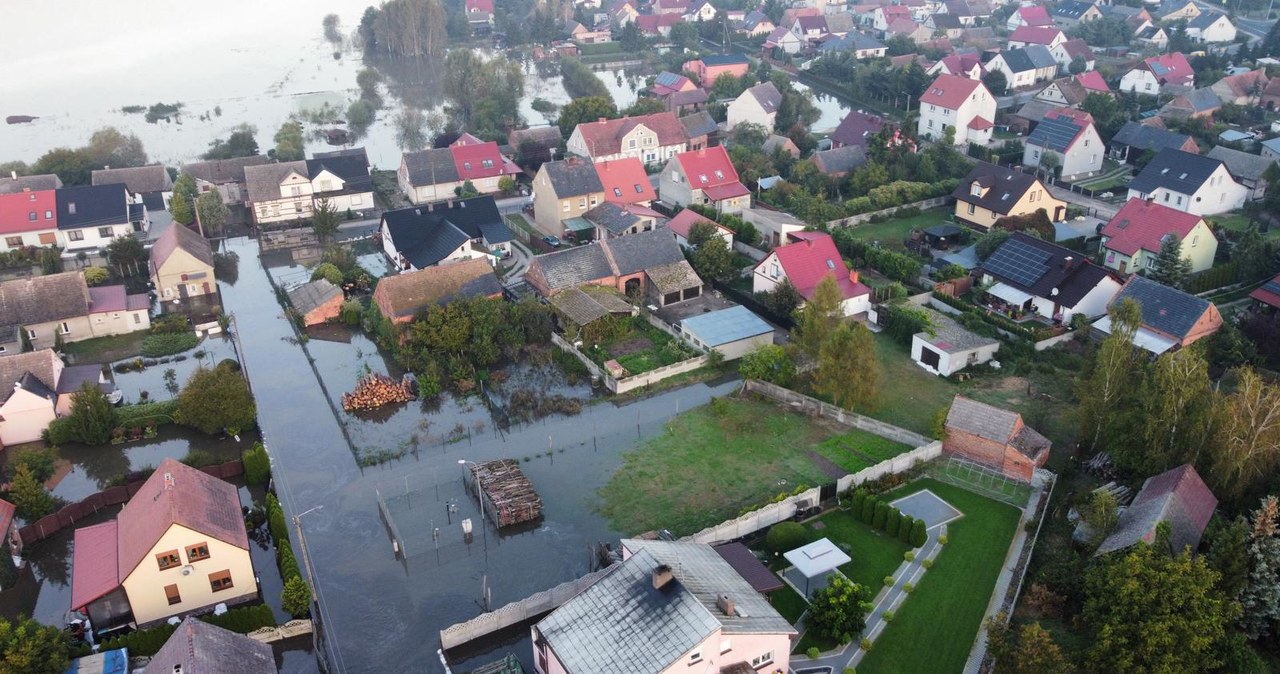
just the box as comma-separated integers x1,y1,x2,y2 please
243,443,270,486
1186,262,1239,294
898,517,916,545
140,332,200,357
200,604,276,633
872,501,889,529
910,519,927,547
860,497,878,524
97,623,177,656
766,521,810,553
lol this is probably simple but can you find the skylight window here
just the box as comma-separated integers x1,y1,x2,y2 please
699,174,708,183
635,184,644,193
714,170,724,180
614,187,622,196
826,259,835,269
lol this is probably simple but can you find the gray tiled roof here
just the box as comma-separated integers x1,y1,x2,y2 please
1096,464,1217,556
549,286,631,326
244,161,308,204
945,395,1020,443
1112,275,1211,340
288,278,343,315
584,202,651,235
179,155,272,185
0,174,62,194
534,245,616,291
91,165,173,195
916,308,998,354
402,147,460,186
812,146,867,175
544,160,604,197
143,617,275,674
646,260,702,294
1206,145,1274,182
604,227,684,275
1111,122,1194,154
680,111,719,139
0,272,91,338
0,350,60,406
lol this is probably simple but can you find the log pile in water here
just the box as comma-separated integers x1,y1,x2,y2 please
342,373,414,412
466,459,543,528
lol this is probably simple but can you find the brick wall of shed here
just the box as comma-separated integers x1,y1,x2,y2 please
303,294,345,327
943,427,1036,481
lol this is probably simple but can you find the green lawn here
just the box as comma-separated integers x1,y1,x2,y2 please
835,207,955,252
805,509,910,591
863,335,958,436
857,480,1022,674
60,332,146,362
814,431,912,475
771,585,809,624
597,397,908,536
1209,212,1279,238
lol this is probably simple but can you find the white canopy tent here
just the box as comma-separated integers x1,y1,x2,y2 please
783,538,851,596
987,282,1034,307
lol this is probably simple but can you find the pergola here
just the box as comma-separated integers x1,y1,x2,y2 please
783,537,851,597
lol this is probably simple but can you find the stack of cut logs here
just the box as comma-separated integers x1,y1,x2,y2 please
467,459,543,528
342,373,414,412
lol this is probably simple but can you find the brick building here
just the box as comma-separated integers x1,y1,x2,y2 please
942,395,1050,481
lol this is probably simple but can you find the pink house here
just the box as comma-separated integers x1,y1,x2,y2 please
532,538,796,674
683,54,751,87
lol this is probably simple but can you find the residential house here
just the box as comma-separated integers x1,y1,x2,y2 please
791,14,830,42
811,146,868,177
1126,148,1247,216
1185,11,1236,42
737,10,776,36
978,232,1122,323
581,202,667,239
150,223,216,302
0,350,63,447
679,305,774,360
1265,137,1280,161
179,156,271,208
1051,39,1095,72
1094,464,1216,555
1093,275,1221,355
873,5,912,31
726,82,781,132
372,257,503,324
1006,5,1052,30
70,460,258,632
911,309,1000,377
509,126,565,168
244,149,374,225
534,159,606,235
399,135,521,205
566,20,612,44
0,174,60,253
287,279,344,327
666,209,733,249
824,13,856,36
683,54,751,87
680,111,721,151
0,272,150,353
567,112,689,165
927,52,984,80
596,158,657,206
1249,273,1280,311
953,163,1066,230
1007,25,1066,48
653,0,689,14
925,13,966,38
465,0,496,31
1159,88,1222,120
634,13,682,36
1157,0,1200,20
1206,146,1273,201
1023,108,1104,177
885,17,933,43
764,26,806,54
1135,23,1170,48
143,617,276,674
1075,71,1110,94
753,232,872,316
986,45,1058,91
818,30,888,58
1053,0,1102,26
659,146,751,214
646,72,709,115
523,228,704,307
1211,69,1270,106
610,0,639,25
1099,198,1217,274
831,110,887,151
380,196,512,272
1108,121,1200,163
944,0,979,25
56,183,144,252
1119,53,1195,94
91,165,173,209
531,538,795,674
916,74,996,145
942,396,1050,481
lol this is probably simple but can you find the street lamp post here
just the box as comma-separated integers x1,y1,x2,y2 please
293,505,324,669
458,459,488,545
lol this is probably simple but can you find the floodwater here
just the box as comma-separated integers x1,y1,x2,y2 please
217,235,737,673
1,1,644,170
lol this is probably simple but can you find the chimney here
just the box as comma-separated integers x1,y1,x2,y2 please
716,594,735,616
652,564,674,590
1063,255,1074,270
598,117,608,124
163,472,175,490
9,171,15,180
849,269,859,284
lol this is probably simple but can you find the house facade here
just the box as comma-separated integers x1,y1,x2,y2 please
534,159,607,235
0,350,63,447
917,74,996,145
150,224,217,301
952,164,1066,230
1100,198,1216,275
0,178,59,253
1094,275,1222,355
1186,11,1235,42
1023,108,1104,177
56,184,143,252
985,45,1058,91
179,156,272,208
244,149,374,224
726,82,781,131
380,197,510,272
658,146,751,214
1119,53,1194,94
567,113,689,165
979,233,1122,323
1125,148,1247,216
0,272,150,353
753,232,872,316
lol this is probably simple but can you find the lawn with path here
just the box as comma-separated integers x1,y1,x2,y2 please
856,479,1022,674
835,207,954,252
597,397,910,536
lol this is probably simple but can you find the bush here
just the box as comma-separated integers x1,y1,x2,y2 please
9,463,57,520
910,519,927,547
117,399,178,427
850,489,868,515
243,443,270,486
150,313,190,334
903,582,914,593
310,262,344,286
339,300,363,326
12,447,56,483
766,521,810,553
860,497,878,524
885,509,903,539
883,575,895,586
199,604,275,633
882,610,895,622
141,332,199,357
904,551,916,562
922,558,933,569
282,576,312,618
266,493,288,543
807,646,821,659
180,449,220,468
65,382,118,445
98,623,178,657
860,638,873,652
898,517,916,544
807,575,871,644
872,502,889,530
83,266,109,286
176,364,256,435
938,534,948,545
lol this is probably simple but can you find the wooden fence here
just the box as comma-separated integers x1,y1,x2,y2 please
19,460,244,546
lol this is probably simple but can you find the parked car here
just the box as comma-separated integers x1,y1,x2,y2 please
542,235,562,248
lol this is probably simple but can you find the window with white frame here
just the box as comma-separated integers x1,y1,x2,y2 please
563,201,571,212
99,227,114,238
688,650,702,664
60,322,70,335
68,230,84,241
751,652,774,667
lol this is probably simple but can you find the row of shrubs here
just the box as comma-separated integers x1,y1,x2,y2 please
88,605,277,657
45,399,180,446
1186,261,1239,294
266,493,312,618
849,488,927,547
929,291,1059,342
140,332,200,358
243,443,270,487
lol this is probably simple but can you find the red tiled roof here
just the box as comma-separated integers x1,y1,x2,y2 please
595,158,656,205
674,146,748,200
0,189,57,235
1075,70,1109,92
450,138,520,181
936,53,982,77
1009,25,1062,44
635,13,683,33
968,116,993,130
1143,52,1194,86
879,5,911,18
116,459,249,579
1059,38,1093,61
886,17,921,34
151,223,214,271
1017,5,1052,25
703,183,751,201
920,74,983,110
0,499,14,542
765,232,871,301
71,521,119,610
1215,69,1269,99
666,209,730,240
1102,198,1205,256
574,113,688,157
88,285,127,313
1251,274,1280,309
466,0,494,12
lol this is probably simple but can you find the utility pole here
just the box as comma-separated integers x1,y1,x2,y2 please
293,505,324,670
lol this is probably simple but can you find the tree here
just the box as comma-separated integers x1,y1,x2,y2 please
975,229,1011,260
196,190,230,237
360,0,448,58
281,576,312,618
688,231,737,284
1069,55,1088,74
1128,348,1214,473
982,69,1008,96
806,574,872,643
393,105,428,152
739,344,796,386
1148,235,1193,288
31,147,96,186
346,99,376,134
202,123,259,160
670,21,699,50
1004,623,1070,674
619,21,644,51
1081,490,1120,545
176,363,257,435
1206,515,1250,601
1232,226,1272,283
311,198,340,242
1078,299,1142,450
9,463,56,521
1239,496,1280,640
106,235,147,277
38,248,62,275
815,323,880,411
311,262,345,286
273,121,305,161
441,51,525,136
1211,367,1280,503
82,266,108,286
0,615,71,674
757,278,803,321
66,381,118,445
1084,543,1235,674
620,97,668,117
85,127,148,168
557,96,617,137
171,173,198,226
322,13,343,44
765,521,809,553
792,275,844,360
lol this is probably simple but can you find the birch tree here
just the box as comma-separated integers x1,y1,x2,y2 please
1212,367,1280,502
1078,299,1142,450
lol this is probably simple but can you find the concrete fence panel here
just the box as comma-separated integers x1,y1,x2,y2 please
439,566,614,650
1033,330,1076,351
733,241,767,261
826,196,951,230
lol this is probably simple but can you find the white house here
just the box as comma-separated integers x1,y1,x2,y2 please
55,184,145,253
910,308,999,376
1186,12,1237,42
1023,108,1105,177
764,26,806,53
1125,148,1248,217
979,232,1122,324
244,149,375,225
659,146,751,214
726,82,782,131
753,232,872,316
1118,53,1195,94
873,5,913,30
567,112,690,165
985,45,1058,90
917,74,996,145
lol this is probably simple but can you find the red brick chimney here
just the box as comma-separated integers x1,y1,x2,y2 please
849,269,859,284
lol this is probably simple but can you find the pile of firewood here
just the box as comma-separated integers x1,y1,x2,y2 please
342,374,414,412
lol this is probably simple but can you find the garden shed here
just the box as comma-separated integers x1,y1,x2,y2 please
678,305,774,360
910,308,1000,376
287,279,344,327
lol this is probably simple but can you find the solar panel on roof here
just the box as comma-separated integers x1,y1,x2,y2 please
984,239,1052,288
1029,117,1080,153
1263,280,1280,295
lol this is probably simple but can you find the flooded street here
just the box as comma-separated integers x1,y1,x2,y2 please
218,235,737,672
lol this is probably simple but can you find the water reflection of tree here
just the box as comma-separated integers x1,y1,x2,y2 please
213,251,239,286
27,533,71,589
365,54,444,110
76,447,132,491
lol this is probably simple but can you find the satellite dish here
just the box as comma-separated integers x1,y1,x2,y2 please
1051,287,1059,296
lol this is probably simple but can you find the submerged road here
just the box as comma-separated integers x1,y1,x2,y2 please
217,236,737,673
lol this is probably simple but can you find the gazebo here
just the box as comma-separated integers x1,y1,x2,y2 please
783,538,851,597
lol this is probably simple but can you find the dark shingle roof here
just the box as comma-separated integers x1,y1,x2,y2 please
0,174,62,194
402,148,460,186
1111,122,1194,154
1054,0,1095,19
543,160,604,197
1027,114,1084,152
0,350,60,406
1111,275,1212,340
1206,146,1274,182
1127,148,1223,195
812,146,868,175
583,202,653,235
55,184,129,230
143,617,275,674
603,227,683,275
679,111,719,139
91,165,173,195
382,197,510,268
243,161,308,204
952,164,1041,216
306,152,373,193
179,155,272,185
1000,45,1054,73
980,232,1113,308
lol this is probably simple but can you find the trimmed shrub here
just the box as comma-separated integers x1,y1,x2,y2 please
860,638,873,652
860,497,878,525
98,623,178,657
282,576,312,618
199,604,275,632
898,517,915,544
911,520,927,547
883,575,895,586
903,582,914,593
938,534,948,545
141,332,199,357
266,493,288,543
922,558,934,569
850,489,867,514
872,502,889,530
807,646,821,659
882,610,895,622
886,509,903,539
765,521,810,554
904,551,916,562
243,443,270,486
